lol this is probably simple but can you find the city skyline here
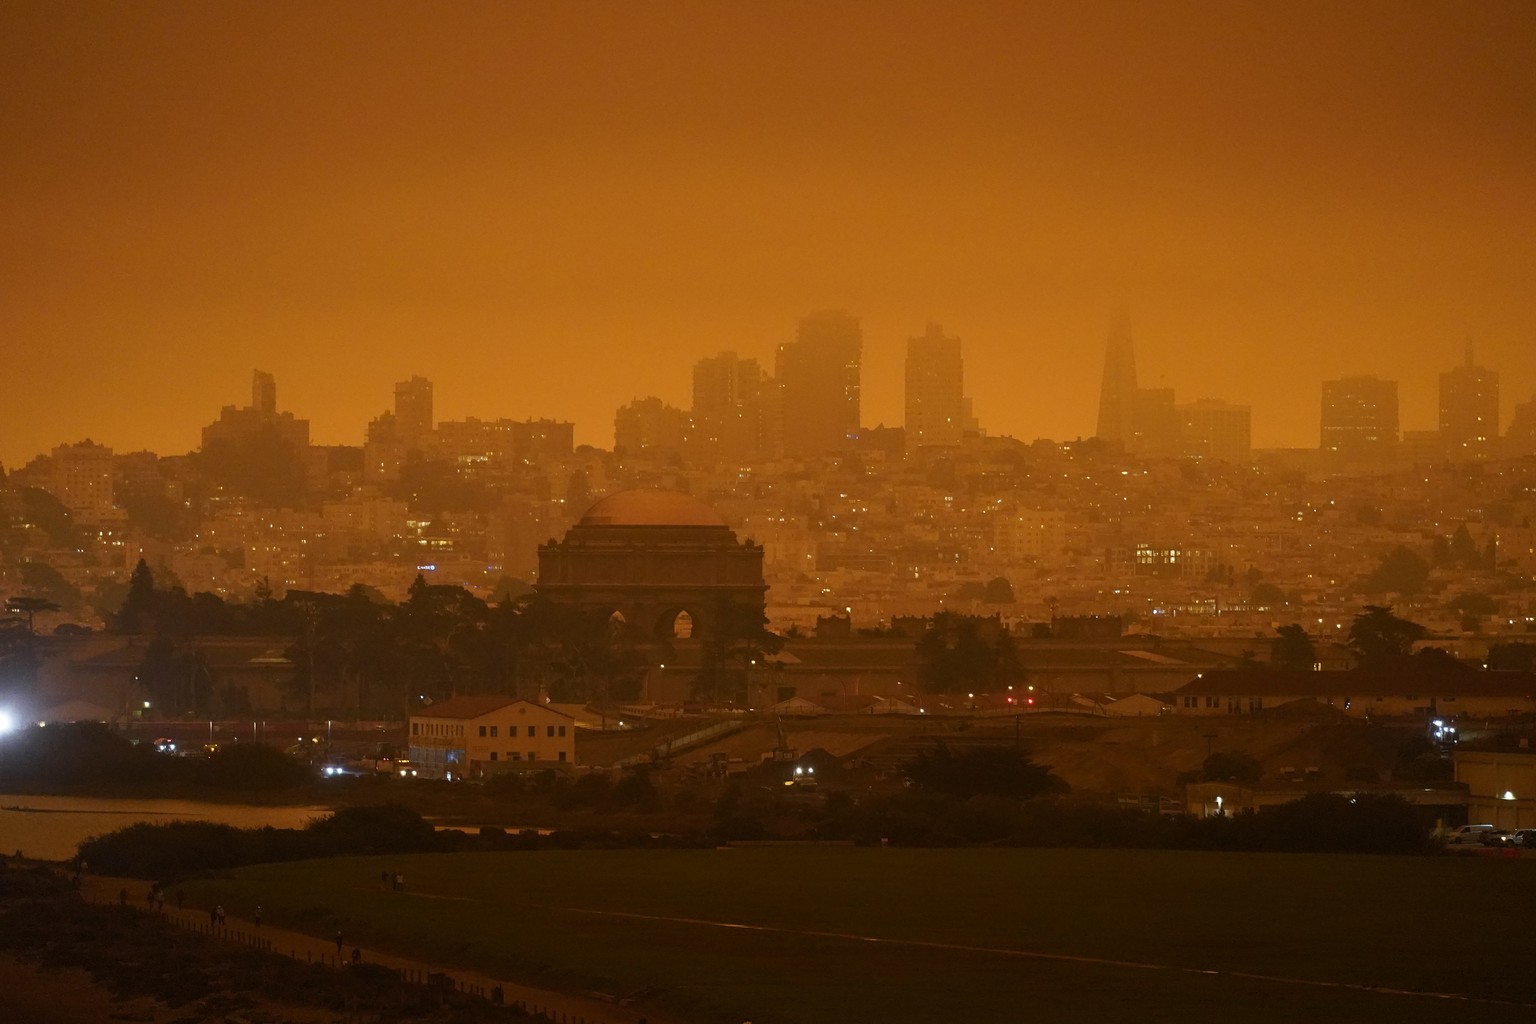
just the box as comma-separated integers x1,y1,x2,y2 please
3,2,1533,467
3,322,1529,468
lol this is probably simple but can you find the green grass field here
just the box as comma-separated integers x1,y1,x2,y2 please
185,848,1536,1024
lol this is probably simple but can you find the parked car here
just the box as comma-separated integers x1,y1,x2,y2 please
1445,824,1497,845
1480,829,1514,847
1510,830,1536,848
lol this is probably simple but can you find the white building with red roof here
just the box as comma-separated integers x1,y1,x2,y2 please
408,696,576,778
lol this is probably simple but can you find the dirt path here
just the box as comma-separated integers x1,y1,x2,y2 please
81,876,678,1024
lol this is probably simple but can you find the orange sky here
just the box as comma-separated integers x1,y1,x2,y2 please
2,0,1533,467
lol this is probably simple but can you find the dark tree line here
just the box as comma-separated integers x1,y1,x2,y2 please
1431,524,1496,571
915,612,1024,694
110,561,669,717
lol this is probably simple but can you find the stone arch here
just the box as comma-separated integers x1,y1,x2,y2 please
659,607,696,640
536,488,767,647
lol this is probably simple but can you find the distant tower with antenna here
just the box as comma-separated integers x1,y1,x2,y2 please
1094,311,1138,448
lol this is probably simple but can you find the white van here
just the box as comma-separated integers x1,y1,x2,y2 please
1445,824,1497,845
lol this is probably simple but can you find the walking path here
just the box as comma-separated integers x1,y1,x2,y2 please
81,876,676,1024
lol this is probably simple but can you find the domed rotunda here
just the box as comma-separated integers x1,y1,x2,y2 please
536,489,766,640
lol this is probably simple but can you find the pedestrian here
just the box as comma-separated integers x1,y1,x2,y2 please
255,905,262,928
146,886,156,908
118,887,128,907
334,930,344,956
380,870,389,889
350,947,361,967
394,872,403,892
216,904,225,927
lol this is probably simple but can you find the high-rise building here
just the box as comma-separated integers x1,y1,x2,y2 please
904,323,968,452
613,397,688,456
776,310,861,457
1131,388,1181,457
1320,376,1398,456
202,372,310,450
394,376,434,450
429,418,575,465
692,352,767,461
1507,396,1536,457
47,440,114,516
363,411,404,484
1439,349,1498,457
1178,399,1252,462
1094,314,1138,447
252,370,277,417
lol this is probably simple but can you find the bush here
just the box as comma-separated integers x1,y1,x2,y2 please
76,803,444,877
304,804,440,856
204,742,311,790
78,820,253,877
902,744,1067,799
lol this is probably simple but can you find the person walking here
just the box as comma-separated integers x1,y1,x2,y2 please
254,905,262,928
334,930,344,957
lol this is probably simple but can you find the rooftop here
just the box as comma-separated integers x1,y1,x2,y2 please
577,489,728,529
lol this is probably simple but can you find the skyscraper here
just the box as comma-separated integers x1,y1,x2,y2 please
394,375,434,450
776,310,862,457
1178,399,1252,462
904,323,968,452
614,396,688,456
252,370,277,417
202,371,309,450
1439,349,1498,456
1131,388,1181,457
1321,376,1398,457
692,351,767,461
1094,314,1137,447
1507,396,1536,457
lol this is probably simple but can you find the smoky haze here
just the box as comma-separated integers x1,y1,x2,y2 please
1,0,1533,466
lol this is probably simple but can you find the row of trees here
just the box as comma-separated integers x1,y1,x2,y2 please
113,561,781,717
1354,525,1502,598
114,561,1030,716
1269,606,1535,673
